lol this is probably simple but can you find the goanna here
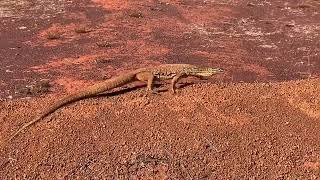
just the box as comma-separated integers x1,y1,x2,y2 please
9,64,223,141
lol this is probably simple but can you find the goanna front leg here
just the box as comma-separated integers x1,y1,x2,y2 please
136,72,155,95
171,73,186,94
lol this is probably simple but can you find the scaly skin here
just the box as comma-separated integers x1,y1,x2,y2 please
8,64,223,141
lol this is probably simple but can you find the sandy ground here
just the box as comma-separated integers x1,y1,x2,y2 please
0,0,319,179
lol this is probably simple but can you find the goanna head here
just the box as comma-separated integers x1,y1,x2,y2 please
184,67,224,77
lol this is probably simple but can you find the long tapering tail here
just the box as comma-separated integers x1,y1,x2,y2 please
9,71,140,141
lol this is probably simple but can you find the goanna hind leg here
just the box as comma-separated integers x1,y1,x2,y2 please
136,72,154,93
171,73,186,94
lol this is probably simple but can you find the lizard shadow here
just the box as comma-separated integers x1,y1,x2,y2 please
95,83,147,98
95,81,197,98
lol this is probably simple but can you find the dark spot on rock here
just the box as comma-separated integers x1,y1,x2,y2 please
46,31,61,40
285,23,295,27
74,26,93,34
15,80,51,96
96,41,112,48
296,4,313,9
129,12,144,18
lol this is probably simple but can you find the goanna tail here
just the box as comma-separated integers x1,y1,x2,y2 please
9,71,140,141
